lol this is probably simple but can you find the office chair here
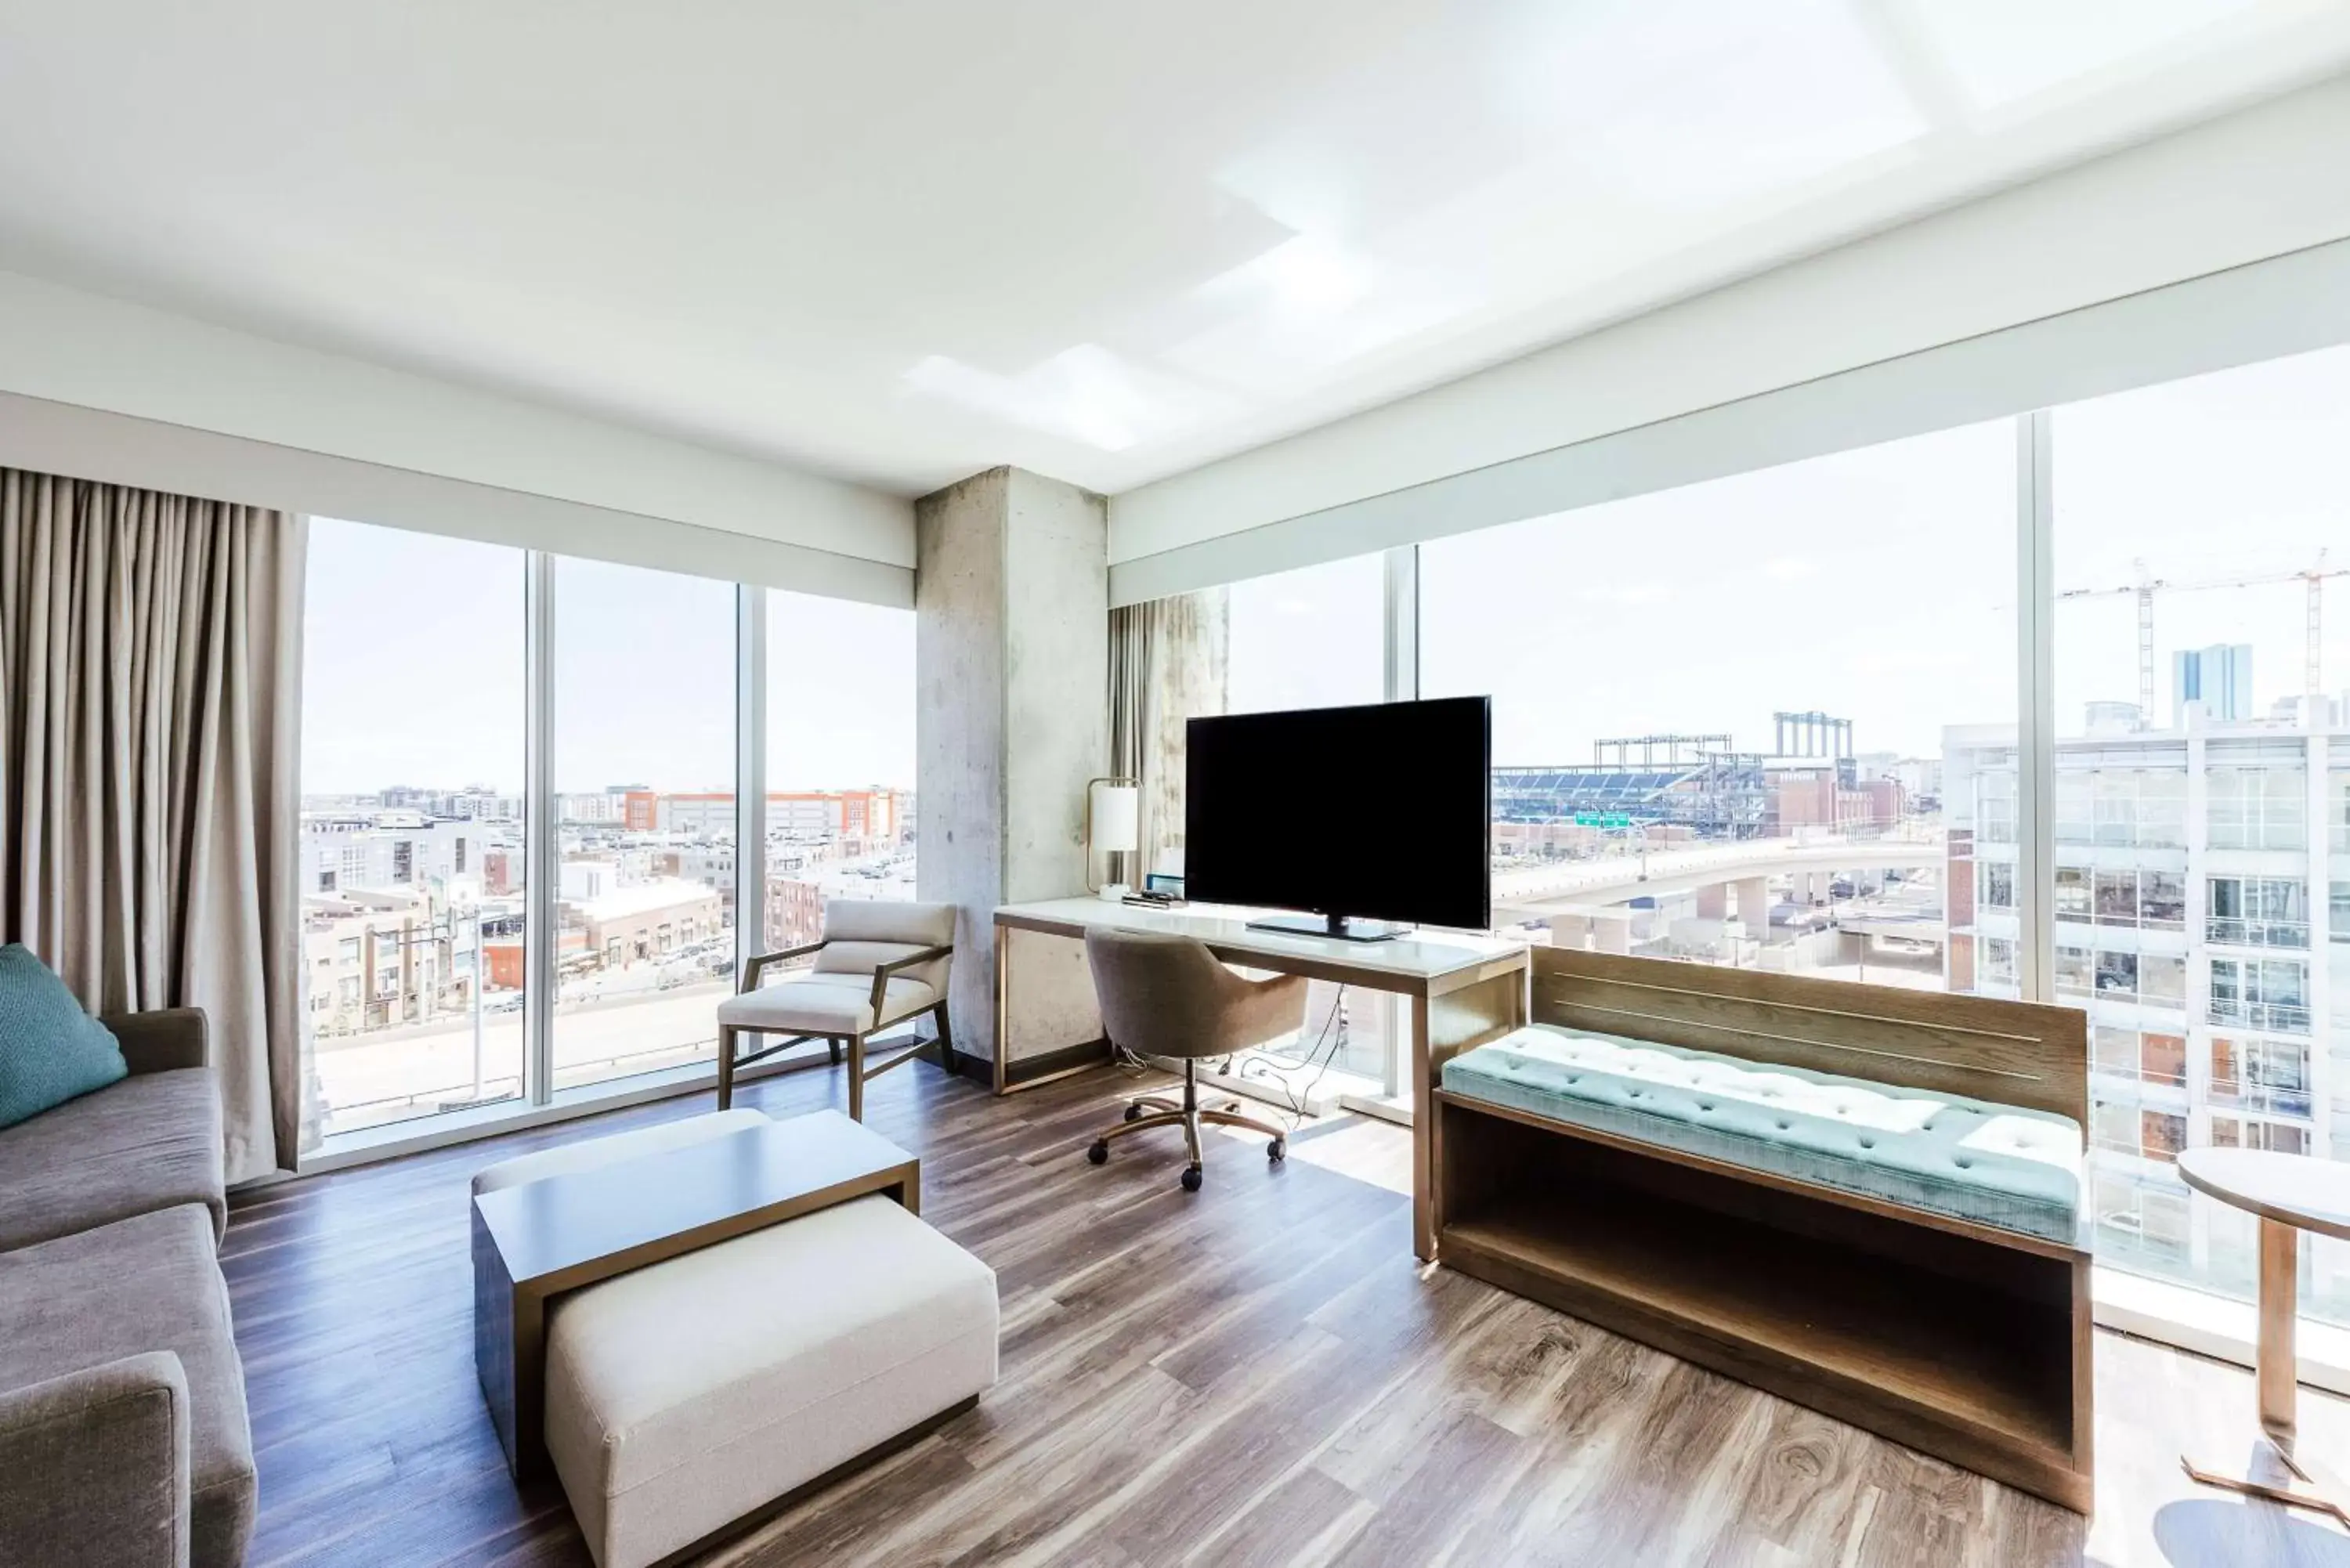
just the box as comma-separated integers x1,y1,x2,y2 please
1082,927,1302,1190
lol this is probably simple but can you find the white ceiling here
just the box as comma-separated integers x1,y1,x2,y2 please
1,1,2347,500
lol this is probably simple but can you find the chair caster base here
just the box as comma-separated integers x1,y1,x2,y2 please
1087,1140,1109,1165
1180,1165,1203,1193
1269,1136,1286,1162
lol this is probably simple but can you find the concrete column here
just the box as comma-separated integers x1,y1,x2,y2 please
1735,878,1770,933
1548,913,1592,949
1695,883,1726,920
916,467,1108,1074
1595,914,1630,955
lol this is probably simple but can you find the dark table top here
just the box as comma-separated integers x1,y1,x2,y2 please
473,1108,918,1287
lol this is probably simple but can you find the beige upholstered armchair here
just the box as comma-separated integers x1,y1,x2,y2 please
1083,927,1300,1190
715,900,955,1121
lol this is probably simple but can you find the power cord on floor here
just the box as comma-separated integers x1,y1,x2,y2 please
1234,984,1350,1119
1108,985,1353,1125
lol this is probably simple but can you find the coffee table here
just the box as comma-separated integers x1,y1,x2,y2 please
472,1109,919,1479
2178,1146,2350,1525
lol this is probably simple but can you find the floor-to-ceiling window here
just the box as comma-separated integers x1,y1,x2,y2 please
298,520,529,1138
1420,420,2016,995
763,589,917,954
2050,341,2350,1320
1119,335,2350,1353
549,558,739,1091
301,523,919,1146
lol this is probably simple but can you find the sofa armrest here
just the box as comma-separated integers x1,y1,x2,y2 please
99,1008,210,1075
0,1353,190,1568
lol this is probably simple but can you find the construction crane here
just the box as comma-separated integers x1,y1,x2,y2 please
2056,551,2348,719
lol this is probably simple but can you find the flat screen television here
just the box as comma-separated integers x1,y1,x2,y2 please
1184,695,1491,941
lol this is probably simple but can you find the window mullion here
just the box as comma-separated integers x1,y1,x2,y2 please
2017,411,2056,1004
523,550,557,1106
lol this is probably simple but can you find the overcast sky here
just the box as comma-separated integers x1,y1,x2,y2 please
305,340,2349,796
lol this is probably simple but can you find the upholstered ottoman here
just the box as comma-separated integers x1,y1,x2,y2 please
472,1111,997,1568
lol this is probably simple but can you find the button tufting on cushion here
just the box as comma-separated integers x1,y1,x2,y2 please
1436,1022,2083,1245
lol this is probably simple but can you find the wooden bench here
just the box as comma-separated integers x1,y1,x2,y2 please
1428,948,2093,1512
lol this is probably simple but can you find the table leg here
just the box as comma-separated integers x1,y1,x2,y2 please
992,923,1010,1096
2259,1216,2298,1440
2181,1217,2349,1525
475,1205,548,1480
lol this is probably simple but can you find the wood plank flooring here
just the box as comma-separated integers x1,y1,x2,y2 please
225,1057,2350,1566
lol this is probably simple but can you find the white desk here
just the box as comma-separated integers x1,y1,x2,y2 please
992,897,1528,1255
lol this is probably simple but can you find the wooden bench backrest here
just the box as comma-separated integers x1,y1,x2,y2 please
1528,948,2088,1125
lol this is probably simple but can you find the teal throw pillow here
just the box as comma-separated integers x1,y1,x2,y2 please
0,943,127,1130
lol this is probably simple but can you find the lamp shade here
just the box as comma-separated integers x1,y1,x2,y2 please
1089,782,1140,854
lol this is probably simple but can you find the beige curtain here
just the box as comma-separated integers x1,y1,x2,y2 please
1108,589,1228,880
0,467,306,1183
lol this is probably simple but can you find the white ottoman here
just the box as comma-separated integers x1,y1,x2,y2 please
541,1188,996,1568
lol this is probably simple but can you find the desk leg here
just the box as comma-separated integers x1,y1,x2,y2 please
1412,995,1433,1262
992,923,1010,1096
2182,1218,2348,1523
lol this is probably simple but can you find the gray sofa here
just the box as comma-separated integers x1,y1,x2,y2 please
0,1008,255,1568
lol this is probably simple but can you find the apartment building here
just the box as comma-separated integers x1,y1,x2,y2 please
1950,703,2350,1306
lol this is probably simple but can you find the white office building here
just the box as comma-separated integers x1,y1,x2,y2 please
300,812,489,899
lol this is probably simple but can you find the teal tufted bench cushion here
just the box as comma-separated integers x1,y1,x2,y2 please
1441,1024,2084,1246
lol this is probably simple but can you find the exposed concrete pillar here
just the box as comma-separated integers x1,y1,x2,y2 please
1695,883,1726,920
916,467,1108,1076
1735,877,1770,933
1549,913,1591,949
1595,914,1630,955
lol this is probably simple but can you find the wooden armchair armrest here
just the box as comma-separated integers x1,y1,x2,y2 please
741,941,828,991
867,943,954,1030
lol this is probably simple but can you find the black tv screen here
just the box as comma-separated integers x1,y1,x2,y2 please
1184,696,1491,931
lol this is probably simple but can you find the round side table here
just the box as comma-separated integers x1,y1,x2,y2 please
2177,1146,2350,1524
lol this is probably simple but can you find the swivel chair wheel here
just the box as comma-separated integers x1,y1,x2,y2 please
1087,1139,1109,1165
1123,1103,1144,1123
1268,1136,1287,1162
1180,1165,1203,1193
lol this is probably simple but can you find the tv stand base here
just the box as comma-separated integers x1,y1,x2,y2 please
1244,913,1409,944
